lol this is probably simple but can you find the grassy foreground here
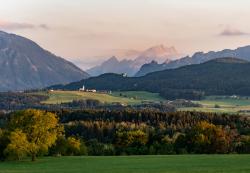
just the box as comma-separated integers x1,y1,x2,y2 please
1,155,250,173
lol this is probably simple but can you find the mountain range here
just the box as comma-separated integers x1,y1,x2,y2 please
136,45,250,76
50,57,250,100
86,45,181,76
0,31,89,91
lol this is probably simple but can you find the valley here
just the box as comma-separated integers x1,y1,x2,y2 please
2,1,250,172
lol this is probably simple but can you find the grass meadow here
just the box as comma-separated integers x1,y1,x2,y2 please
179,96,250,114
38,90,165,105
0,155,250,173
34,90,250,114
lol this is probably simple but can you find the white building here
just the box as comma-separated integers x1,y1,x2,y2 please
86,89,96,93
79,85,85,91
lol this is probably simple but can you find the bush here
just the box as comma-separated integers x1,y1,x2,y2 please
87,139,115,156
50,136,87,156
214,104,221,108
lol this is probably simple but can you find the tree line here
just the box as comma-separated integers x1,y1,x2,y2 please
1,109,250,161
58,109,250,155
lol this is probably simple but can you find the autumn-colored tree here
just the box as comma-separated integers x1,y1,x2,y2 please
49,136,88,156
187,121,230,153
4,129,29,160
66,137,81,155
115,130,148,155
115,130,148,147
8,109,63,161
236,135,250,153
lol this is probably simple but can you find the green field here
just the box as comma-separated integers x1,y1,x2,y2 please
1,155,250,173
36,91,250,114
179,96,250,114
39,90,165,105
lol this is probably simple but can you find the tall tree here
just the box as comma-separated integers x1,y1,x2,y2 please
187,121,230,153
8,109,63,161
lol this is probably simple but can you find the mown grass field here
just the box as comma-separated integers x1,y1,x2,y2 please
1,155,250,173
179,96,250,114
36,91,250,114
39,90,165,105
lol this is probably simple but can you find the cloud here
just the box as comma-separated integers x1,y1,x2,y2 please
0,20,50,31
0,21,34,30
220,27,248,36
38,24,50,30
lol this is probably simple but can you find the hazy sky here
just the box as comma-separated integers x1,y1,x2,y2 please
1,0,250,69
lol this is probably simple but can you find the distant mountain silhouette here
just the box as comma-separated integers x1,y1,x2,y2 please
135,45,250,76
87,45,181,76
86,56,135,76
0,31,89,91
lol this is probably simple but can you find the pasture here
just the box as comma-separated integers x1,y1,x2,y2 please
0,155,250,173
38,90,165,105
179,95,250,114
34,91,250,114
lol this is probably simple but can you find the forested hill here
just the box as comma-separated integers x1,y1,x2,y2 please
135,45,250,77
50,57,250,100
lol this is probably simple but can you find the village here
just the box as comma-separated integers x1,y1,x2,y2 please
78,85,112,94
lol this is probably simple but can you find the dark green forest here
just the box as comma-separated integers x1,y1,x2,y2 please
1,109,250,161
58,110,250,155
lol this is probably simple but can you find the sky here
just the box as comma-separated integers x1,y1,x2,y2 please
1,0,250,70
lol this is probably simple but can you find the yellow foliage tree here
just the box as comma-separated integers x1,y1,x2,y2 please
190,121,230,153
8,109,63,161
115,130,148,147
4,129,29,160
66,137,81,155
